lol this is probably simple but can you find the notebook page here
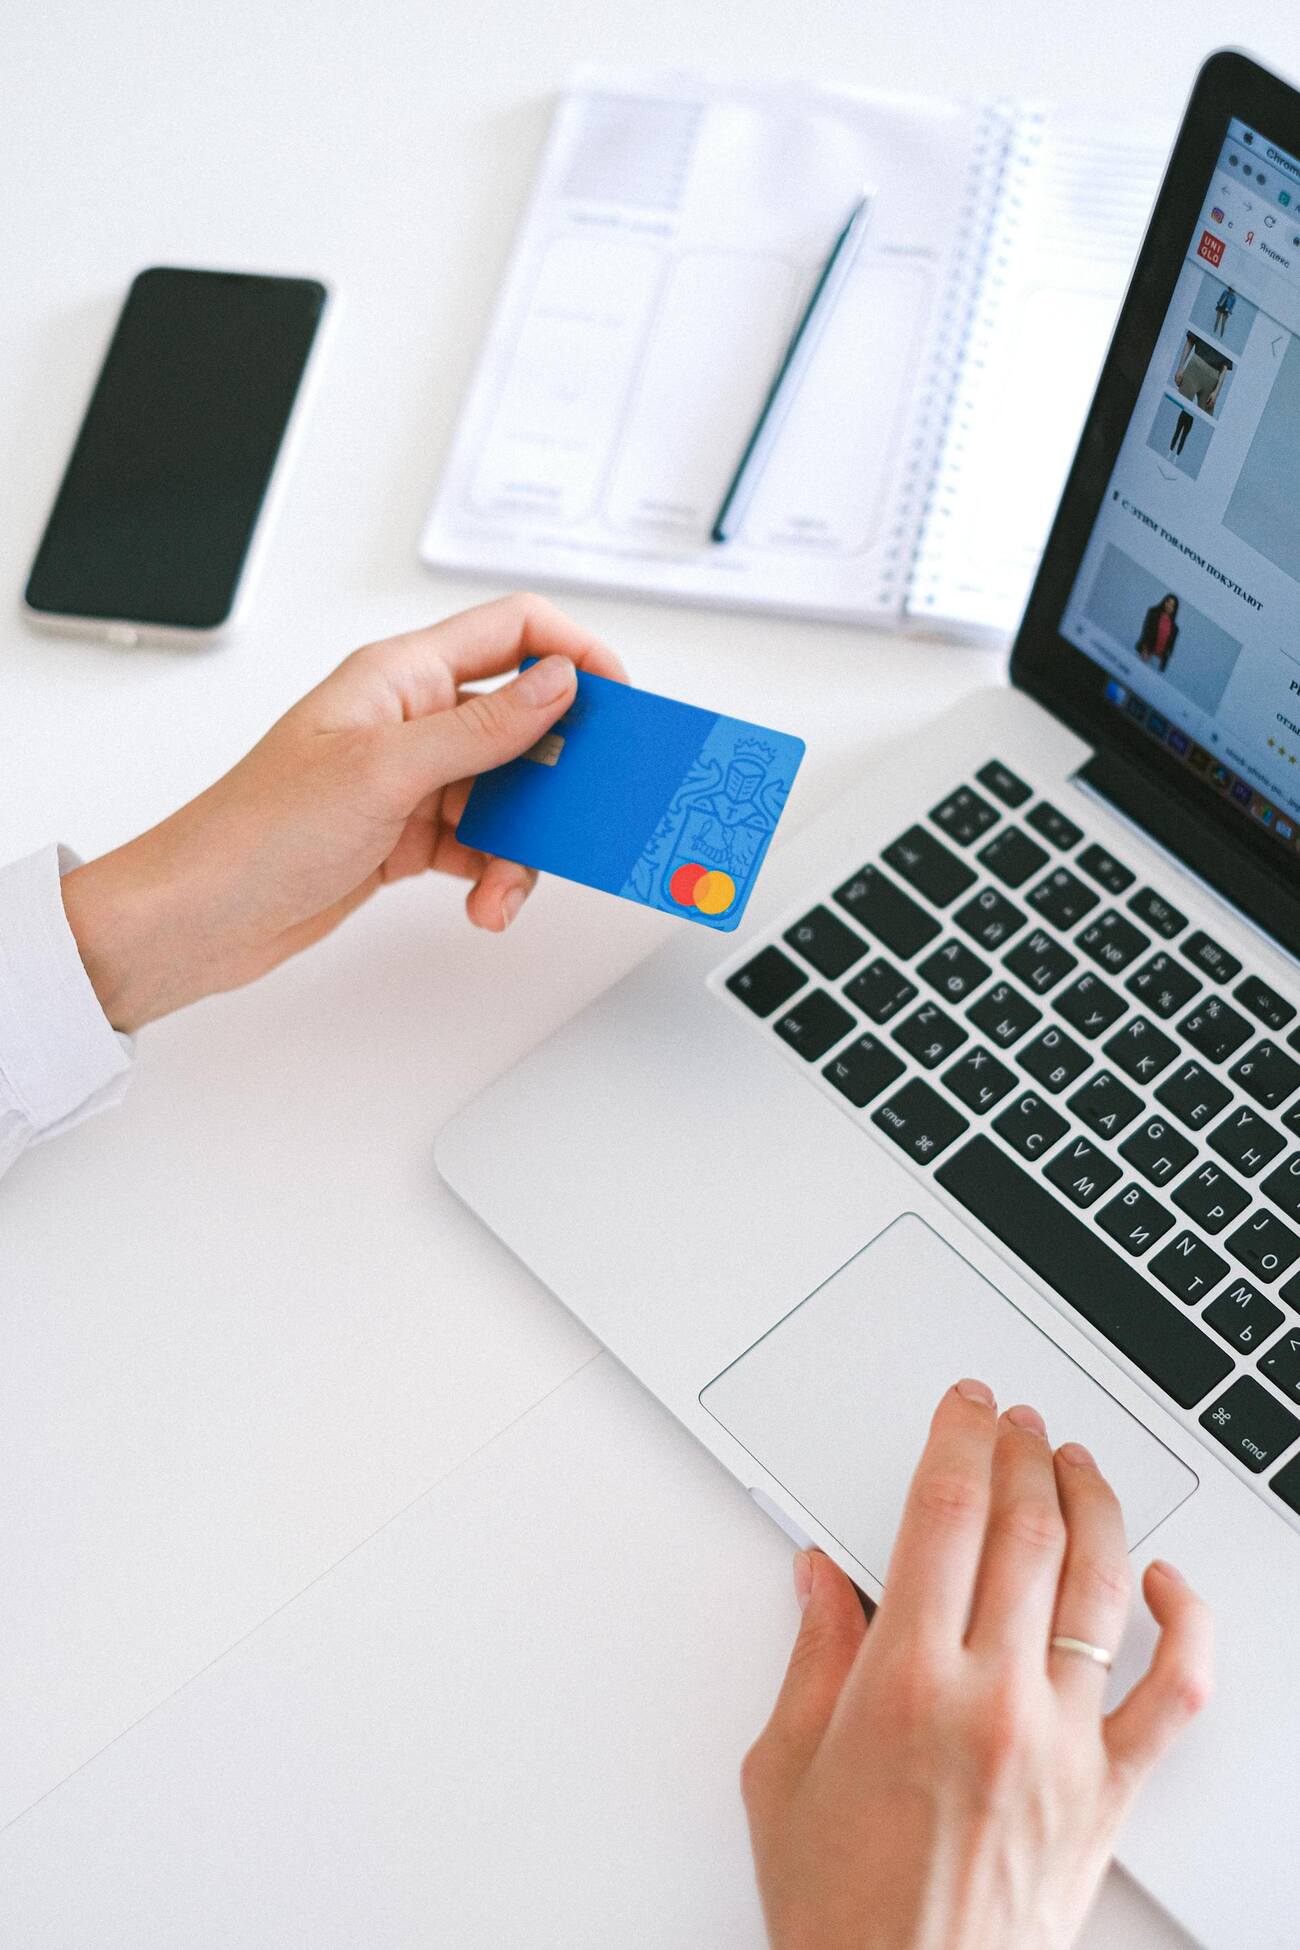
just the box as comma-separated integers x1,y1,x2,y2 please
908,112,1168,638
422,71,997,624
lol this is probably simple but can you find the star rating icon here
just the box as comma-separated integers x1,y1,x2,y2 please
1267,736,1299,765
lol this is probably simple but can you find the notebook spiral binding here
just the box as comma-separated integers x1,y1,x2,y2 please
904,103,1046,624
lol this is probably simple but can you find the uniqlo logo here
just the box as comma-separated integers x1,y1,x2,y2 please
1198,228,1225,266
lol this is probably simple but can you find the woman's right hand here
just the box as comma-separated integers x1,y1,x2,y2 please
742,1380,1213,1950
62,593,625,1030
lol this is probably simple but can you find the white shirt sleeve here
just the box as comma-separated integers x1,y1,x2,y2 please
0,845,135,1181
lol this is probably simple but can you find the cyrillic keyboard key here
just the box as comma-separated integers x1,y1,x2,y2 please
1026,801,1084,850
1125,952,1201,1019
1078,843,1134,894
1259,1327,1300,1404
917,938,991,1004
783,905,867,980
953,886,1025,952
872,1077,969,1163
1069,1069,1143,1138
1149,1231,1228,1304
1201,1376,1300,1472
978,826,1049,889
1261,1152,1300,1224
1128,887,1187,938
1018,1025,1091,1094
727,946,805,1018
976,759,1031,808
823,1035,906,1108
1208,1104,1285,1177
834,865,941,959
967,980,1041,1047
1044,1135,1121,1208
893,1000,967,1069
1004,929,1077,995
882,825,977,907
1055,971,1126,1039
1182,930,1242,984
992,1091,1068,1160
1225,1208,1300,1282
935,1136,1233,1407
1028,868,1098,931
1229,1040,1300,1111
774,989,855,1061
1097,1183,1176,1257
1180,994,1253,1064
1237,975,1295,1032
1077,908,1149,974
930,786,999,846
843,957,918,1025
1103,1015,1179,1084
1203,1279,1284,1354
1174,1162,1250,1234
942,1045,1016,1114
1156,1060,1232,1132
1119,1115,1196,1188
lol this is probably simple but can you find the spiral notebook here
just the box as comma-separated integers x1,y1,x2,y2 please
422,71,1165,638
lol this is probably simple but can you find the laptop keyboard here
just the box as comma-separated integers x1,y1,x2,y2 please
719,757,1300,1525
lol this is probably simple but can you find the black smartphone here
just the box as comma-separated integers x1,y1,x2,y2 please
24,266,328,644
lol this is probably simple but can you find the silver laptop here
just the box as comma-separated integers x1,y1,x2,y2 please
438,50,1300,1949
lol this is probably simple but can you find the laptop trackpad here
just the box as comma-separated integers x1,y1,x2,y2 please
700,1214,1196,1582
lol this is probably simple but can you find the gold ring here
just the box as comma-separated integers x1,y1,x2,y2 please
1050,1634,1113,1670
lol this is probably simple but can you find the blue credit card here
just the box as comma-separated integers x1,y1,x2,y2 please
457,668,805,930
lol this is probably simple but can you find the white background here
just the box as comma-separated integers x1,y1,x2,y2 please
3,3,1294,1943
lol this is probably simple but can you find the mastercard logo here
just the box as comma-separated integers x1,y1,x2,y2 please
668,861,736,915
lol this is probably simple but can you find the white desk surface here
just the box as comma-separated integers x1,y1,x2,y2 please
3,2,1286,1942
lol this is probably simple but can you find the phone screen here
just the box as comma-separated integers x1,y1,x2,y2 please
25,267,326,632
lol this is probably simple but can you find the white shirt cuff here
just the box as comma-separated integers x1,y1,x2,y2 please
0,846,134,1148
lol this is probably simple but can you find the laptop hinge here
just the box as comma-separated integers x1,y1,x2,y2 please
1080,747,1300,963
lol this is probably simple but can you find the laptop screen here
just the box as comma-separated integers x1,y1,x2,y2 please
1059,115,1300,856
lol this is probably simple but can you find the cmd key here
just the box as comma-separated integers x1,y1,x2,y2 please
872,1078,969,1163
1200,1376,1300,1472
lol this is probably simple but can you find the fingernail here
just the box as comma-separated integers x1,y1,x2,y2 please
793,1549,814,1612
955,1377,994,1405
1149,1558,1184,1584
1006,1402,1047,1435
1057,1441,1096,1469
501,886,526,928
516,654,574,705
